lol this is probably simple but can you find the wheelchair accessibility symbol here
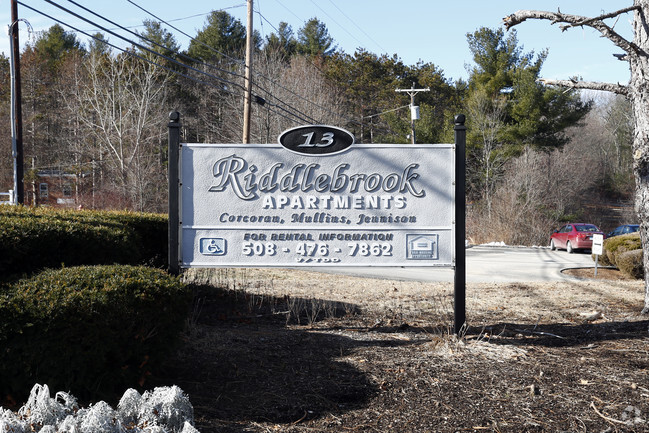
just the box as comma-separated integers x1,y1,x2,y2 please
200,238,227,255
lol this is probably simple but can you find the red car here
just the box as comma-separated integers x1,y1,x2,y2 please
550,223,603,253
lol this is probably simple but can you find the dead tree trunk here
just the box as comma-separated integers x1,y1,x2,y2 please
504,1,649,313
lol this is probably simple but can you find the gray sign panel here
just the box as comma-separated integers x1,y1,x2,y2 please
180,143,455,267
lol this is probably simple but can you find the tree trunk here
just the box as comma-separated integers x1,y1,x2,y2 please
631,0,649,313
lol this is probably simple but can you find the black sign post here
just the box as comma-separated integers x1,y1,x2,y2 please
454,114,467,335
168,111,181,276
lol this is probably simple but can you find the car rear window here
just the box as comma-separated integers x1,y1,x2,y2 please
576,225,599,232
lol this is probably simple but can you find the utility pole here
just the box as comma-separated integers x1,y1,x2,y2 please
242,0,253,144
10,0,24,204
395,83,429,144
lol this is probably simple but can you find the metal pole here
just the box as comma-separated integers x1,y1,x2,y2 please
454,114,467,335
168,111,181,275
10,0,24,205
242,0,253,144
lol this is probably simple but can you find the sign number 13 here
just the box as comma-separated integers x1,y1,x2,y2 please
298,131,335,147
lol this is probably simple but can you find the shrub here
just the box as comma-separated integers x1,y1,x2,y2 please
596,250,613,266
0,206,168,278
617,249,644,279
0,265,191,403
601,232,642,268
597,232,643,278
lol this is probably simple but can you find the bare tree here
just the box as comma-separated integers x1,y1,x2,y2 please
466,89,508,218
65,50,169,210
504,2,649,313
603,95,634,179
280,56,346,126
468,136,599,246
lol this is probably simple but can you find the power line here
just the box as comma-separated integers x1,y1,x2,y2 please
263,100,312,124
18,1,242,97
127,0,357,126
308,0,364,49
65,0,246,85
44,0,234,85
126,0,246,67
363,104,410,119
21,0,368,129
126,0,339,125
270,0,303,23
254,0,277,41
326,0,386,53
18,2,322,134
167,9,241,25
251,83,318,124
43,0,248,93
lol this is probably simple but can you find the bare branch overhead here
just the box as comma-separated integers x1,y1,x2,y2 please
503,7,640,56
560,5,640,29
538,78,628,96
503,7,637,95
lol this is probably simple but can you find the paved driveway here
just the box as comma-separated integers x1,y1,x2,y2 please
315,246,598,283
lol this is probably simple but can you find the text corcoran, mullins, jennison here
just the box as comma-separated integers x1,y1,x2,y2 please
208,154,426,200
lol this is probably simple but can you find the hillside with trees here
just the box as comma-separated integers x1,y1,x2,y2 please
0,12,634,245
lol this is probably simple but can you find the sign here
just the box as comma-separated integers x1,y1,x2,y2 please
179,134,455,268
168,114,467,334
592,233,604,256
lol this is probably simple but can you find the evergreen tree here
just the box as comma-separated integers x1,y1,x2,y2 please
325,50,404,142
466,27,590,154
33,24,84,73
297,18,336,57
188,10,259,62
137,19,180,61
264,22,297,60
325,50,458,144
88,32,110,57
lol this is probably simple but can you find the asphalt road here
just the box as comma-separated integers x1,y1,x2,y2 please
314,246,598,283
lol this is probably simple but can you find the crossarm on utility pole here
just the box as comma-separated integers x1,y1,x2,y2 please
395,83,430,144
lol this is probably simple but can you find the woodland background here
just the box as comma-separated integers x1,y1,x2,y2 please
0,13,636,245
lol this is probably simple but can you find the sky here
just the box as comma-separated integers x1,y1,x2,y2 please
0,0,635,86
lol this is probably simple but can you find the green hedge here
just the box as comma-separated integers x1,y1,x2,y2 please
597,232,643,279
0,265,191,403
0,205,168,279
617,249,644,279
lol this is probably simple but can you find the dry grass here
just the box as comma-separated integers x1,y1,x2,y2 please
184,267,644,326
155,268,649,433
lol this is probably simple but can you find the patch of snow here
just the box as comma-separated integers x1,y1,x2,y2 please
479,241,508,247
0,384,197,433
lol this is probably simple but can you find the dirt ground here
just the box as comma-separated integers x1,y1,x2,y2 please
152,267,649,433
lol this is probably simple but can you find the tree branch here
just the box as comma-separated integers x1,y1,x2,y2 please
560,6,640,29
503,7,640,56
538,78,629,96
